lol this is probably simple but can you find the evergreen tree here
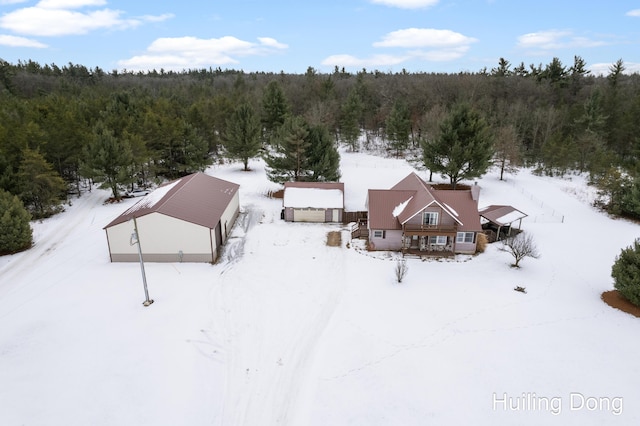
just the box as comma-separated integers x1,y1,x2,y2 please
169,120,210,178
264,115,309,183
0,189,32,255
261,81,290,145
574,90,608,173
339,88,363,151
306,124,341,182
540,132,577,176
18,148,66,218
81,122,133,199
491,57,512,77
224,103,261,171
421,103,493,189
611,239,640,307
386,100,411,157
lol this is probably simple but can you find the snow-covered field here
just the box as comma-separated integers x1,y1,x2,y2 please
1,150,639,426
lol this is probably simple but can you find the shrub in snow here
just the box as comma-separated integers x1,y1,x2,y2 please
0,189,33,255
500,232,540,268
475,232,488,253
395,258,408,283
611,239,640,307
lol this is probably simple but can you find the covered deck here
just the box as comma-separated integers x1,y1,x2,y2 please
401,224,457,256
479,205,527,242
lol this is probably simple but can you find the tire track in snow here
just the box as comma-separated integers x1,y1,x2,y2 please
211,224,346,426
0,189,109,317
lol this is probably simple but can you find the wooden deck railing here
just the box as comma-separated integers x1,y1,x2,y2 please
403,224,458,233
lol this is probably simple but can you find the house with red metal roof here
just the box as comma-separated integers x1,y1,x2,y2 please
104,172,239,263
366,172,482,255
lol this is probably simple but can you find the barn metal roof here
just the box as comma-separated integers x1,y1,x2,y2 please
104,172,239,230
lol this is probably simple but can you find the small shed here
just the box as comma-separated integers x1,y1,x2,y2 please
282,182,344,223
104,172,239,263
479,205,527,240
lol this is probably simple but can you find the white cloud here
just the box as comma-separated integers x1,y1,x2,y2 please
118,36,288,71
410,45,470,61
139,13,174,23
321,53,409,68
257,37,288,50
0,34,47,48
370,0,439,9
374,28,477,48
626,9,640,17
517,29,607,52
0,1,172,37
0,7,132,36
36,0,107,8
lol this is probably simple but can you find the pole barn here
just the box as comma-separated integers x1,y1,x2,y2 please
104,173,240,263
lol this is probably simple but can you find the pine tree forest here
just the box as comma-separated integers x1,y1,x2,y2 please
1,57,640,220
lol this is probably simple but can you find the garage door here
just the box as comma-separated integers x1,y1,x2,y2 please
293,208,325,222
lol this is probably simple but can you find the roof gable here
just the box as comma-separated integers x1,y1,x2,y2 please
368,172,482,231
367,189,415,230
104,172,239,230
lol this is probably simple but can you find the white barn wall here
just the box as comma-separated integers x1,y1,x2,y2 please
219,190,240,243
106,213,214,262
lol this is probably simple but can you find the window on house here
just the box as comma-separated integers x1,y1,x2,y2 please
373,230,386,239
430,235,447,245
423,211,438,226
456,232,475,243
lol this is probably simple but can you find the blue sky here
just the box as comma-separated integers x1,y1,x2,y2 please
0,0,639,75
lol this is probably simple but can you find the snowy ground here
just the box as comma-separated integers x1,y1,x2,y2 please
1,150,639,426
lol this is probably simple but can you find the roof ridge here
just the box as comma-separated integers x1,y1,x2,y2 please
154,174,192,211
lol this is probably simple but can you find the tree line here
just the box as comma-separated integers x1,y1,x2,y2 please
1,56,640,231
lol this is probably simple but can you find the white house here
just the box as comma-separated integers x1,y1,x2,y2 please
104,172,240,263
282,181,344,223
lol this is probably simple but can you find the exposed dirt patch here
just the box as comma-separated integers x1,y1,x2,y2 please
326,231,342,247
602,290,640,318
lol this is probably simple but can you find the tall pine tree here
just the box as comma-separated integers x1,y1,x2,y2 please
18,148,66,218
422,102,493,189
306,124,341,182
224,103,261,171
81,122,133,199
386,100,411,157
261,81,290,146
264,115,310,183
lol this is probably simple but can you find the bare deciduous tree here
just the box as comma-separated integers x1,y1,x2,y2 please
500,232,540,268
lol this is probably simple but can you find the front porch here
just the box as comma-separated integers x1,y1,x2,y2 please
401,230,456,257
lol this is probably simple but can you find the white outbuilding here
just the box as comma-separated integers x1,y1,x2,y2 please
282,181,344,222
104,172,240,263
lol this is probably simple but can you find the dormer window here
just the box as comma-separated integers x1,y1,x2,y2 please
423,211,438,226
